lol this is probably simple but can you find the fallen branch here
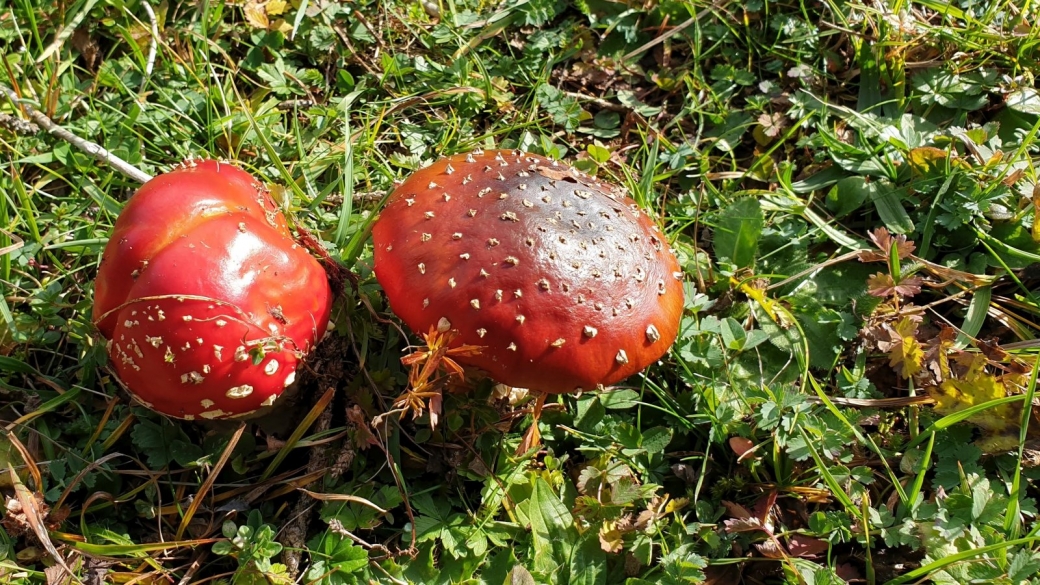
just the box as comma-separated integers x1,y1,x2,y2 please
1,83,152,184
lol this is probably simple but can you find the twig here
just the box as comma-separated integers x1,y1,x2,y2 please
140,0,159,77
0,112,39,134
1,83,152,184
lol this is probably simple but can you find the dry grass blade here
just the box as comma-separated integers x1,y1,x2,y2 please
0,228,25,257
806,395,936,407
3,430,42,489
6,467,80,583
175,422,247,540
261,387,336,481
298,488,391,515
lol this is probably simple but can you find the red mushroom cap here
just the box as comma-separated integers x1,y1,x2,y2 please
372,149,684,394
93,160,333,420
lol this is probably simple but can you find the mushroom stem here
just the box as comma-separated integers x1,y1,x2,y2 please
516,392,547,455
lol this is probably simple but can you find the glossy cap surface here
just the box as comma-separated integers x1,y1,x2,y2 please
372,150,684,393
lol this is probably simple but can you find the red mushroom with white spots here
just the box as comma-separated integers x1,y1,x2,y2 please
93,160,333,420
372,149,684,448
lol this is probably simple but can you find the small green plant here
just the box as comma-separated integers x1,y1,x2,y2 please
213,511,290,585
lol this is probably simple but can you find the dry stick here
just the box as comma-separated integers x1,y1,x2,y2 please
140,0,159,77
1,83,153,184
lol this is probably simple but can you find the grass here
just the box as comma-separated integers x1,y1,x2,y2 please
3,0,1040,583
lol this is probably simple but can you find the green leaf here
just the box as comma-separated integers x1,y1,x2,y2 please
790,166,845,194
954,285,991,349
1005,88,1040,116
528,478,576,583
304,532,369,584
640,427,674,454
658,544,707,584
482,548,520,585
600,389,640,410
713,197,763,268
719,317,747,350
830,175,913,233
574,396,605,432
131,418,190,469
1008,550,1040,583
868,179,914,234
568,532,607,585
826,176,870,218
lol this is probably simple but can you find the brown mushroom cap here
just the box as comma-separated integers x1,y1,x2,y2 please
372,149,684,394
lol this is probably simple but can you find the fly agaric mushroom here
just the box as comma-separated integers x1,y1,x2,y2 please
93,159,333,420
372,149,684,449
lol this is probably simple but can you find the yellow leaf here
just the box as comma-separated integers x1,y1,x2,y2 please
272,18,294,34
886,317,923,379
907,146,949,175
930,373,1013,433
974,433,1022,453
665,497,689,514
243,0,269,28
266,0,288,15
598,521,623,553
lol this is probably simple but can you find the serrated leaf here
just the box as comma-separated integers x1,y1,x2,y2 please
131,419,187,468
610,477,643,506
1008,550,1040,583
713,197,763,268
243,0,269,28
569,532,607,585
878,317,924,379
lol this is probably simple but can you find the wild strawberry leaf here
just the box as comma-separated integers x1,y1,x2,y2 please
877,317,924,379
863,227,916,262
867,273,923,298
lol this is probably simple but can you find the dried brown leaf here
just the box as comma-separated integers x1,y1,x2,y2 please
6,469,74,577
786,534,829,557
346,405,378,450
862,227,916,262
867,273,923,298
754,539,787,559
729,436,755,460
721,500,752,519
750,490,777,526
